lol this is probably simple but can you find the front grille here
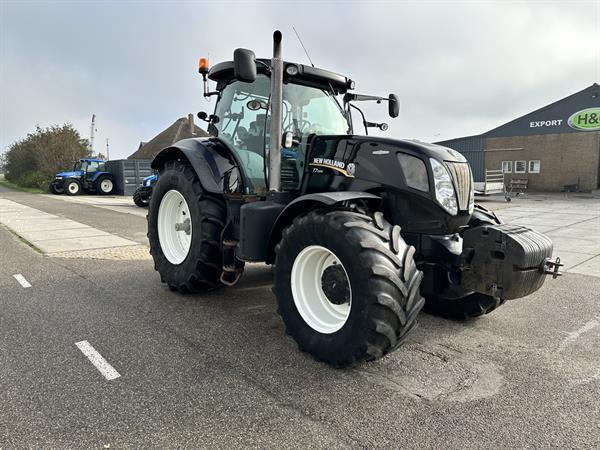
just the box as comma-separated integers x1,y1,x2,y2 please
445,161,472,211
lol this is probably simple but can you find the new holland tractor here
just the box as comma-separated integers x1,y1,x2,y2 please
147,31,561,367
50,158,115,196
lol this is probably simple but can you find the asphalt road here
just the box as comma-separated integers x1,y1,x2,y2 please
1,189,599,448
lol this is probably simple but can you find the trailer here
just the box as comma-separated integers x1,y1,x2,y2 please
474,169,505,196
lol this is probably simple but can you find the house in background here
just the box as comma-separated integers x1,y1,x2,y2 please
129,114,208,160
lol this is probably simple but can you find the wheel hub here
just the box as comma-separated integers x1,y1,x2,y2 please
174,218,191,235
320,264,350,305
101,179,113,192
290,245,352,334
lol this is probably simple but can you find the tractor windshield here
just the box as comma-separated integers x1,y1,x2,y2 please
73,161,86,171
213,75,351,193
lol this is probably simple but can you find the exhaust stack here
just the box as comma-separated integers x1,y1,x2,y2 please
268,30,283,192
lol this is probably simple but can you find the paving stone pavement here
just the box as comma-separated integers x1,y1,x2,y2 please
42,194,148,218
0,198,144,259
477,192,600,277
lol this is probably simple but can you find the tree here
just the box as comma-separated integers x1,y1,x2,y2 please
4,124,89,188
0,151,7,175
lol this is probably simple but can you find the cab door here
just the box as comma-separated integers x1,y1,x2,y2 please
83,161,99,189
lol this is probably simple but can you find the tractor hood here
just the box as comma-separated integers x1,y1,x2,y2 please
55,170,84,178
352,136,468,163
306,135,469,181
305,135,474,234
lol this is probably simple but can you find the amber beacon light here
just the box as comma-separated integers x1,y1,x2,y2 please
198,57,209,74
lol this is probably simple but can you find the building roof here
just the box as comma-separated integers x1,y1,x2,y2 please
485,83,599,137
128,117,209,160
436,83,600,145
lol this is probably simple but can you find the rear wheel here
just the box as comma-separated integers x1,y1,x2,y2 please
96,176,114,195
274,209,424,367
423,203,505,320
64,179,81,196
147,160,226,293
133,188,149,207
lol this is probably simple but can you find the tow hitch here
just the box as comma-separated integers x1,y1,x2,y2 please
541,256,563,279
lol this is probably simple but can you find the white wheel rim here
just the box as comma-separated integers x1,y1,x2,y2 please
291,245,352,334
68,182,79,194
101,179,113,192
158,190,193,265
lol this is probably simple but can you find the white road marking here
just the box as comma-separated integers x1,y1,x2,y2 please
75,341,121,380
13,274,31,288
559,319,600,351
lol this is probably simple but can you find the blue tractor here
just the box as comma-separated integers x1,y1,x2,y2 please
133,173,158,207
50,158,115,196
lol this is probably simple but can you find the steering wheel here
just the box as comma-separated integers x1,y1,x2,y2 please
284,120,311,134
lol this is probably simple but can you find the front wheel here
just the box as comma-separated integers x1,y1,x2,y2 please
49,182,63,195
64,179,81,196
274,209,424,367
147,160,226,293
133,188,149,207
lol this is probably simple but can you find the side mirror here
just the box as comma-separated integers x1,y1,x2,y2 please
282,132,299,148
233,48,257,83
388,94,400,118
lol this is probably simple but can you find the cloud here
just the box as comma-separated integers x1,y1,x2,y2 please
0,0,597,159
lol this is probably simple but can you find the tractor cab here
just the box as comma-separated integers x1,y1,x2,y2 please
72,158,106,174
202,59,354,195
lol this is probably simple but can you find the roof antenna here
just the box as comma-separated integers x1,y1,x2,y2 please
292,26,314,67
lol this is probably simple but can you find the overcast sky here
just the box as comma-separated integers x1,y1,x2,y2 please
1,0,598,160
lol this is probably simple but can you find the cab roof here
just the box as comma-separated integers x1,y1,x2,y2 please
80,158,105,163
208,59,353,95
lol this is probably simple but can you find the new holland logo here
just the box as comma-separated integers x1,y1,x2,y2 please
309,158,355,178
568,108,600,131
346,163,356,176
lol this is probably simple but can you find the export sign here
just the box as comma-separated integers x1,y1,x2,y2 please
568,108,600,131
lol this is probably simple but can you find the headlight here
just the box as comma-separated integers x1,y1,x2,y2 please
55,176,63,180
430,158,458,215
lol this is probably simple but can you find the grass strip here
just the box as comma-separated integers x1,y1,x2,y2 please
0,224,44,254
0,180,45,194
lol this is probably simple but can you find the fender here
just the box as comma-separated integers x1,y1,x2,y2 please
90,171,113,183
264,191,381,264
151,137,248,194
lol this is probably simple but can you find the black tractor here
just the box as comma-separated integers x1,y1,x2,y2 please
147,31,561,367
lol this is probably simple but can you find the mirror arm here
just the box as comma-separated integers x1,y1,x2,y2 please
202,73,219,98
348,103,369,136
344,93,387,103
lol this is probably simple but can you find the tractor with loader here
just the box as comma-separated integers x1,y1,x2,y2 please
146,31,561,367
